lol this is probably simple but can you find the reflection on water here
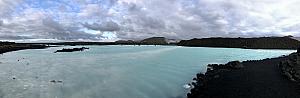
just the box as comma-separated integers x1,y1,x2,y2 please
0,45,295,98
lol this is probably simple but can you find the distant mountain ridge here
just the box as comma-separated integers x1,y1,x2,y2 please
10,36,300,49
178,37,300,49
115,37,179,45
140,37,168,45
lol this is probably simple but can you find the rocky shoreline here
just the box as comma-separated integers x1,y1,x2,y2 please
187,53,300,98
187,61,245,98
279,52,300,82
0,43,48,54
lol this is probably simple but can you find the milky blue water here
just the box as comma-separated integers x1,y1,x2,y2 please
0,45,295,98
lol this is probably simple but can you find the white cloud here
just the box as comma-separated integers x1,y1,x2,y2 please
1,0,300,41
0,0,24,17
78,4,103,18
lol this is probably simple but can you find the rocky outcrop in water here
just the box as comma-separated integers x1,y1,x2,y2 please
50,80,63,83
178,37,300,49
54,47,89,53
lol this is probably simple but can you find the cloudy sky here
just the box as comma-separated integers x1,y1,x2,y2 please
0,0,300,42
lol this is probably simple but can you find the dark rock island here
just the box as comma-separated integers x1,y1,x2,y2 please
54,47,89,53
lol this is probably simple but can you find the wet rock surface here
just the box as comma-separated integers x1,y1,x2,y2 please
188,56,300,98
188,61,244,98
279,53,300,82
54,47,89,53
50,80,63,83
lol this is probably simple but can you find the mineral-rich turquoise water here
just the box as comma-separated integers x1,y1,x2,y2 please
0,45,295,98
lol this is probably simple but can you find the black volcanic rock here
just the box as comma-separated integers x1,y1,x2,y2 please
188,61,244,98
297,46,300,53
207,61,243,70
0,42,48,54
54,47,89,53
188,55,300,98
178,37,300,49
279,53,300,82
50,80,63,83
226,61,244,69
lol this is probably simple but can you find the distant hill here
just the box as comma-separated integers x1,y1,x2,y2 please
115,40,137,45
114,37,180,45
24,37,178,46
178,37,300,49
291,37,300,41
140,37,168,45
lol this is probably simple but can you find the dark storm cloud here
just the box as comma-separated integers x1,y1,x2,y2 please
42,18,66,32
82,21,120,31
0,35,33,40
0,20,3,26
40,18,102,40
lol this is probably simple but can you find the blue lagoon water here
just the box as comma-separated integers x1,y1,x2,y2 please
0,45,295,98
